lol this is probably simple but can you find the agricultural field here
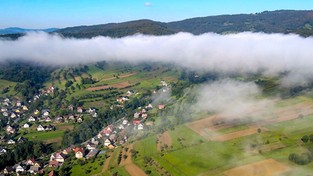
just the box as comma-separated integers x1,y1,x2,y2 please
126,95,313,176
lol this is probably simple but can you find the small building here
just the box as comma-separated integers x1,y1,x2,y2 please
86,143,97,150
22,105,28,111
77,107,83,113
7,139,15,144
48,160,59,168
86,149,99,159
138,124,144,130
55,153,66,163
104,139,111,147
73,147,85,159
26,158,36,166
28,166,40,174
28,116,36,122
4,166,14,175
6,125,15,134
23,123,30,129
15,165,25,173
37,124,45,131
122,119,128,125
10,113,16,118
158,104,165,110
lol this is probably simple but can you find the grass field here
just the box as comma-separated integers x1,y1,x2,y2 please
23,130,64,142
71,155,106,176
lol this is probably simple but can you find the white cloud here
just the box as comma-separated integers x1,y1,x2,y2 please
144,2,152,7
1,32,313,86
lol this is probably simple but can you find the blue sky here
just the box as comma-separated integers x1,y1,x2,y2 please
0,0,312,29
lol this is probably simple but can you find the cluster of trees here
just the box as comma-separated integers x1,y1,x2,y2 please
288,135,313,165
81,77,96,84
0,61,55,100
0,141,53,170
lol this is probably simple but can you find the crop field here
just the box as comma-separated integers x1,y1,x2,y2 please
126,95,313,176
223,159,290,176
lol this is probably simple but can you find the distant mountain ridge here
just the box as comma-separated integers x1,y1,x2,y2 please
1,10,313,38
0,27,58,35
57,10,313,38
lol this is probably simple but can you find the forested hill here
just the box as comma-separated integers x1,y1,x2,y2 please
57,19,176,38
167,10,313,36
1,10,313,39
56,10,313,38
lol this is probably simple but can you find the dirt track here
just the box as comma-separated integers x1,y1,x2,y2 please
223,159,290,176
120,144,147,176
100,72,137,81
87,81,130,91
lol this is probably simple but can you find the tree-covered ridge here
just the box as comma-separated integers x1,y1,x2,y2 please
57,19,176,38
167,10,313,35
57,10,313,38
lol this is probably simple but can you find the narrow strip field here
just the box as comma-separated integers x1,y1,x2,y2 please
87,81,131,91
223,159,291,176
120,144,147,176
157,131,172,151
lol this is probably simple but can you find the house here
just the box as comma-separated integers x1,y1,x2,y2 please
138,124,144,130
68,105,74,111
45,124,55,131
3,111,8,116
23,123,30,128
118,124,124,130
77,116,83,123
3,166,14,175
45,117,52,122
15,109,21,113
42,110,50,116
134,112,140,119
37,124,45,131
108,144,115,149
68,114,75,121
77,107,83,113
34,109,40,115
142,113,148,119
1,107,7,112
48,160,59,168
28,166,40,174
7,139,15,144
133,120,140,125
15,164,25,173
28,116,36,122
122,119,128,125
16,100,22,107
92,112,98,118
86,143,97,150
62,145,75,155
10,113,16,118
55,153,66,163
91,138,99,145
0,147,7,155
73,147,85,159
158,104,165,110
26,158,36,166
146,104,153,109
22,105,28,111
127,90,134,96
6,125,15,134
104,139,111,147
86,149,99,159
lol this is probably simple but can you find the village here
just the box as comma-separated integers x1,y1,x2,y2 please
0,81,169,175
